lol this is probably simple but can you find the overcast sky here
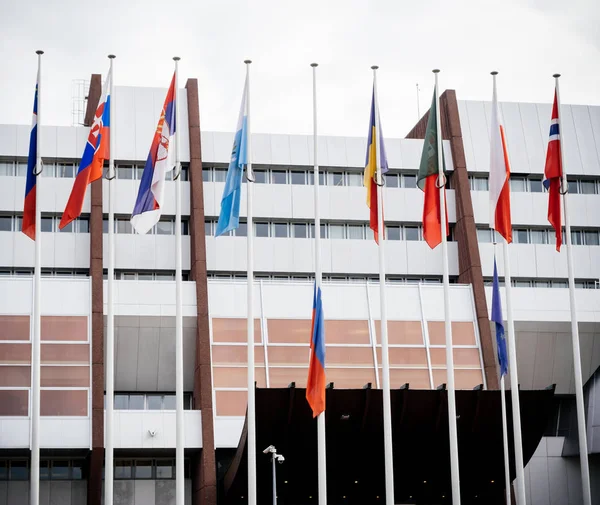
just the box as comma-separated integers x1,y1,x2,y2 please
2,0,599,139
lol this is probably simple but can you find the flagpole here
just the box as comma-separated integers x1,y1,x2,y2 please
311,62,327,505
500,376,511,505
30,48,43,505
433,69,461,505
244,59,257,505
371,65,395,505
173,56,185,505
105,53,116,505
555,73,592,505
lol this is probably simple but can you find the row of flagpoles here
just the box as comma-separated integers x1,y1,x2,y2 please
24,50,591,505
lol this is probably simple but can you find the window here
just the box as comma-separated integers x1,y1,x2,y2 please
253,170,268,184
116,219,132,234
205,222,213,237
118,166,134,180
514,229,529,244
41,163,55,177
147,395,162,410
235,222,247,237
347,224,364,240
129,395,144,410
41,217,54,232
529,177,544,193
56,163,74,178
580,180,596,195
181,220,189,235
584,230,600,246
135,166,145,180
571,230,583,246
293,223,308,238
156,460,174,479
329,224,345,239
0,216,11,232
122,272,136,280
476,228,492,243
405,226,419,241
347,172,362,187
290,171,306,185
514,280,531,287
79,218,90,233
51,461,69,480
534,280,551,288
308,171,326,186
71,461,83,480
202,169,212,182
114,395,128,409
134,460,153,479
386,226,401,240
163,395,176,410
471,177,489,191
115,461,132,479
329,172,344,186
10,461,28,480
385,173,400,188
0,462,7,480
213,169,227,183
510,177,526,192
255,222,269,238
271,170,287,184
530,229,547,245
568,180,578,194
138,273,153,281
60,220,74,233
155,272,175,281
403,174,417,189
156,220,174,235
273,223,288,238
0,162,13,176
309,223,327,239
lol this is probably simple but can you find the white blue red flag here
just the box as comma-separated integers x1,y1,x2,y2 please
543,90,563,251
22,81,39,241
491,257,508,377
60,67,112,229
131,73,176,234
306,283,326,417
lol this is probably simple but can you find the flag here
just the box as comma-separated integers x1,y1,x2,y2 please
215,75,249,237
306,283,326,417
417,90,449,249
363,87,388,244
60,67,112,229
489,81,512,243
22,83,39,241
543,90,563,252
491,257,508,377
131,73,176,234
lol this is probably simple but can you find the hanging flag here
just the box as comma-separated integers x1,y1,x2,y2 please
489,80,512,243
22,83,39,241
215,75,249,236
363,88,388,244
543,91,563,252
306,283,326,417
491,257,508,377
131,73,177,234
417,90,448,249
60,68,112,229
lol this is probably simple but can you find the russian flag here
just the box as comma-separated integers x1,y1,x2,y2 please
488,78,512,243
60,67,112,229
543,90,563,251
22,83,39,241
491,257,508,377
306,283,326,417
131,73,176,234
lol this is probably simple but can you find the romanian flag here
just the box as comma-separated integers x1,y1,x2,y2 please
60,67,112,229
543,90,563,252
306,283,325,417
363,88,388,244
22,82,39,241
417,90,448,249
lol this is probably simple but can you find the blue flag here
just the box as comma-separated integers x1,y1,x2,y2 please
215,75,249,237
491,256,508,377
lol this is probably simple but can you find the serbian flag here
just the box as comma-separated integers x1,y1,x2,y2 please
417,90,449,249
60,67,112,229
363,87,388,244
131,73,176,234
306,283,326,417
22,81,39,241
543,90,563,251
489,77,512,243
491,257,508,377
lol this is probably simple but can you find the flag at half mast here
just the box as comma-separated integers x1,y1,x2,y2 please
306,283,325,417
491,257,508,377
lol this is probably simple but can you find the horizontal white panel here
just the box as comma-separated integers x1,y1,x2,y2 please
108,235,191,271
102,180,191,216
214,417,245,449
0,419,30,448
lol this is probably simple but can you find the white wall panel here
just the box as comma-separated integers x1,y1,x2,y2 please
214,417,245,448
519,102,547,174
40,126,57,160
0,419,30,448
500,102,530,174
56,126,79,160
252,133,272,166
325,136,348,167
211,132,234,163
571,105,600,176
289,134,310,166
15,125,31,157
41,419,90,448
588,106,600,173
0,124,18,156
346,136,368,168
560,105,585,176
134,88,161,162
457,101,476,173
200,131,215,163
465,101,489,174
115,86,137,161
270,134,291,166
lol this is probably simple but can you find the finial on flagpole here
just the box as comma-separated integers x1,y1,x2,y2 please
311,63,318,67
244,59,252,64
173,56,181,62
371,65,379,70
491,71,498,76
36,50,44,55
553,73,561,78
108,54,116,59
432,69,440,74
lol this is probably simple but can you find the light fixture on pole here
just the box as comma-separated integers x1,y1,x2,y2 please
264,445,285,505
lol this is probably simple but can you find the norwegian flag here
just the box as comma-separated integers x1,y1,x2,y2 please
543,90,563,251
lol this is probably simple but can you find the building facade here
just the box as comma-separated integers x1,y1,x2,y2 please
0,75,599,505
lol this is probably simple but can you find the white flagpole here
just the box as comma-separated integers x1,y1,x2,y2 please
433,69,461,505
105,53,116,505
555,73,592,505
173,56,185,505
500,377,511,505
371,65,395,505
311,62,327,505
244,59,257,505
30,48,43,505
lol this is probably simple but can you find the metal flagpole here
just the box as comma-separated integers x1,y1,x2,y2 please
244,59,257,505
433,69,461,505
105,53,116,505
173,56,185,505
30,48,43,505
311,62,327,505
555,73,592,505
372,65,395,505
500,377,511,505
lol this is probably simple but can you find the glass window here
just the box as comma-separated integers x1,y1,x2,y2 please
115,461,132,479
119,166,134,180
309,223,327,239
213,169,227,183
290,171,306,185
156,220,173,235
16,163,27,177
514,229,529,244
568,180,578,194
476,228,492,243
122,272,136,280
51,461,69,480
138,273,153,281
129,395,144,410
147,395,162,410
553,280,568,288
103,219,108,233
366,226,374,241
163,395,176,410
255,222,269,237
40,461,49,480
472,177,489,191
329,172,344,186
60,220,74,233
155,272,174,281
271,170,287,184
181,220,189,235
329,224,345,239
347,224,364,240
235,222,247,237
580,180,596,195
510,177,526,192
385,173,399,188
403,174,417,189
514,280,531,288
202,169,211,182
204,222,213,236
57,163,74,178
0,162,13,176
79,218,90,233
116,220,132,234
308,171,326,186
41,217,53,232
156,460,174,479
273,223,288,238
0,461,7,480
386,226,401,240
529,177,543,193
347,172,363,187
571,230,583,245
253,170,267,184
404,226,419,241
114,394,129,410
530,229,547,244
40,162,54,177
10,461,28,480
534,280,551,288
71,461,83,480
584,230,599,246
135,166,145,180
293,223,308,238
0,216,12,232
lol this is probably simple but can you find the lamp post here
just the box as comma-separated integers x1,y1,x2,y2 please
263,445,285,505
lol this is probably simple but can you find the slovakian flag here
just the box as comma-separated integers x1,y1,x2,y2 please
131,73,176,234
417,90,449,249
491,257,508,377
489,78,512,243
363,87,388,244
60,67,112,229
543,90,563,252
306,283,326,417
215,74,249,237
22,82,39,241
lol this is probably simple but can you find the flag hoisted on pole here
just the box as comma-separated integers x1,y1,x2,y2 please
418,70,461,504
489,71,527,505
546,75,592,505
23,49,43,505
365,65,395,505
306,62,327,505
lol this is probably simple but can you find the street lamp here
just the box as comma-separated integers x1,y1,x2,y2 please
263,445,285,505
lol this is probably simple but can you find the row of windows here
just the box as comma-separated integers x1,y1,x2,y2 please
208,272,447,284
106,393,193,410
0,269,89,277
484,278,599,289
103,217,189,235
0,460,84,481
476,227,600,246
468,174,600,195
0,214,89,233
108,271,191,281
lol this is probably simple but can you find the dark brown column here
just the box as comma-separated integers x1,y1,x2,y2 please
186,78,217,505
407,90,499,390
86,74,105,505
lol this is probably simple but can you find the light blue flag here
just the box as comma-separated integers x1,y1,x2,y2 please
215,76,249,237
